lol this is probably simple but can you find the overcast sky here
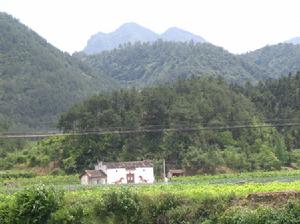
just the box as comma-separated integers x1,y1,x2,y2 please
1,0,300,54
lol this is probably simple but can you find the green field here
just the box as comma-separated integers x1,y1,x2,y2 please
2,170,300,198
2,170,300,223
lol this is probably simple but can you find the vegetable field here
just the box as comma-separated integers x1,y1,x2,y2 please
2,170,300,223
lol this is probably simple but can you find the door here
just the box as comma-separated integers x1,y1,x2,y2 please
126,173,135,183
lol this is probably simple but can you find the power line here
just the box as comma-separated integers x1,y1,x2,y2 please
1,122,300,139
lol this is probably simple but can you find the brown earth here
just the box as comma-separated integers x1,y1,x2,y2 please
239,190,300,207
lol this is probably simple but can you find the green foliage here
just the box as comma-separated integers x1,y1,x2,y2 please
56,76,274,172
147,193,181,223
220,202,300,224
0,12,116,130
79,41,300,88
11,185,63,224
47,76,299,173
237,72,300,149
48,203,85,224
79,41,257,87
94,188,142,224
0,198,14,224
241,44,300,80
0,170,36,179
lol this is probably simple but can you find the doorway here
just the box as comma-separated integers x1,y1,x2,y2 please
126,173,135,183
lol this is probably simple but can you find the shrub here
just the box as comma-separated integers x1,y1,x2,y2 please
12,184,63,224
0,199,14,224
48,203,85,224
148,193,181,224
94,188,142,224
167,204,197,224
220,207,259,224
220,206,282,224
0,170,36,179
281,200,300,223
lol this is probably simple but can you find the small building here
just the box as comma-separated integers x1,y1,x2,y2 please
80,170,107,185
167,169,185,178
80,160,155,185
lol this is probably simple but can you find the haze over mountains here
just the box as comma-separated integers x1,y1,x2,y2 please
1,12,300,130
285,37,300,45
83,22,206,54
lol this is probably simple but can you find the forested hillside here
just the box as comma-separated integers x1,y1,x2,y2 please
77,41,258,86
0,13,117,130
240,43,300,79
2,76,289,173
235,72,300,149
2,74,300,173
1,12,300,131
78,41,300,87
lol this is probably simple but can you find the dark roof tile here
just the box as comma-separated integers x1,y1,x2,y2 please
104,160,153,169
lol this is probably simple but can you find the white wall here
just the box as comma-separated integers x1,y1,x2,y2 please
106,168,127,184
106,167,154,184
135,167,154,184
80,175,89,185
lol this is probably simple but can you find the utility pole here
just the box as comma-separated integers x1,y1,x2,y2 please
163,159,167,182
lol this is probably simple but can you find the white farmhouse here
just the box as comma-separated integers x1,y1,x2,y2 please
80,160,154,185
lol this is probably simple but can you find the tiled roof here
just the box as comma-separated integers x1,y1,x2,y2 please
81,169,107,178
168,169,184,174
104,160,153,169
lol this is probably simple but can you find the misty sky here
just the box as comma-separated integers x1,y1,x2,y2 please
1,0,300,54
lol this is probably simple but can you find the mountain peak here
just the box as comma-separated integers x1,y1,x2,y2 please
161,27,206,43
117,22,145,30
83,23,206,54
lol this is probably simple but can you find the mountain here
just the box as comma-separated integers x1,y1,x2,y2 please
79,41,257,86
84,23,158,55
161,27,205,43
240,43,300,79
83,23,206,54
285,37,300,45
79,41,300,87
0,12,117,130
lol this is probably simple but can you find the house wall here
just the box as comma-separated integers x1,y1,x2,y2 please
135,167,154,183
106,167,154,184
80,174,89,185
106,168,127,184
81,174,106,185
90,177,106,185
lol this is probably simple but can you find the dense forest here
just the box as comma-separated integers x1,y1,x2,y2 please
2,74,299,174
77,41,300,88
2,12,300,131
0,12,117,130
76,41,258,86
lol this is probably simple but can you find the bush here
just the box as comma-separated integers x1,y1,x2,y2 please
94,188,142,224
48,203,85,224
0,170,36,179
220,207,259,224
147,193,181,224
220,206,281,224
0,199,14,224
281,200,300,223
167,204,197,224
12,184,63,224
